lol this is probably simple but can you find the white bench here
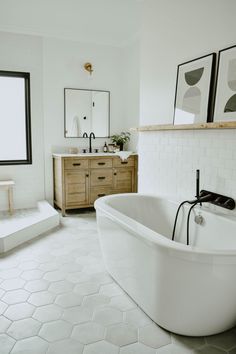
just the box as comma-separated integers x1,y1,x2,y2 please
0,180,14,214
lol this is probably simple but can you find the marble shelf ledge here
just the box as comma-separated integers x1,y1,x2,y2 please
131,121,236,132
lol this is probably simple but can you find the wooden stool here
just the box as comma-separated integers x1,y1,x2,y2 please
0,180,15,214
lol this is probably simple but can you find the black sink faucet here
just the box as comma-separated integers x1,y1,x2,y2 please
89,132,95,153
82,132,88,138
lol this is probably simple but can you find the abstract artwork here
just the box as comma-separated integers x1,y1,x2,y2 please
214,45,236,121
173,53,216,125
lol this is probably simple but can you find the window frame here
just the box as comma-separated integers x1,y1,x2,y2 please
0,70,32,165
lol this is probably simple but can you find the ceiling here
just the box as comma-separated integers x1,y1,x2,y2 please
0,0,141,46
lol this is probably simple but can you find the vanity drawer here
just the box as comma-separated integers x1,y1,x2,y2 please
91,169,113,186
113,156,134,168
64,159,88,170
90,158,112,169
90,187,111,204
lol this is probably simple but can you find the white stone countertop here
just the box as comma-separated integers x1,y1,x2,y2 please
52,152,137,157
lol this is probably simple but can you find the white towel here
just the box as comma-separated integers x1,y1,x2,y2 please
69,116,80,137
115,151,133,161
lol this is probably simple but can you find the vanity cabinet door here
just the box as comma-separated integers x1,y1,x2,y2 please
113,168,134,193
65,171,89,206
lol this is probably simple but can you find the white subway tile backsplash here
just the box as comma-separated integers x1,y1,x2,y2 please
138,130,236,213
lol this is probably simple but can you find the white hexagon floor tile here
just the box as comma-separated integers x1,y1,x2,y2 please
0,316,11,333
0,300,8,314
120,342,157,354
18,260,39,271
110,294,137,311
1,289,30,304
139,324,171,349
4,302,35,321
48,280,74,294
82,294,110,310
39,319,72,342
24,279,49,292
28,290,56,306
124,308,152,328
93,306,123,326
99,283,124,297
21,269,44,281
106,323,138,346
55,292,83,308
43,270,67,282
11,336,48,354
1,278,25,291
71,321,105,344
33,304,63,322
0,333,16,354
83,340,119,354
62,305,93,324
0,268,22,279
206,329,236,350
7,317,41,340
47,338,84,354
74,281,100,296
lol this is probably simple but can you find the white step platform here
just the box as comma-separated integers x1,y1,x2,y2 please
0,201,60,253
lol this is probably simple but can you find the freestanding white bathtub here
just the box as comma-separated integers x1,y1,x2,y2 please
95,193,236,336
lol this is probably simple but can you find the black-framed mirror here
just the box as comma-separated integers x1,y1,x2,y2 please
64,88,110,138
0,70,32,165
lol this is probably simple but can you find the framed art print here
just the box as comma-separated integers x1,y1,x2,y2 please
214,45,236,122
173,53,216,125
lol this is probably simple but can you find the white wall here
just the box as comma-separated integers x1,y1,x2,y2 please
0,32,45,210
139,0,236,206
122,41,140,151
0,31,139,209
43,37,130,202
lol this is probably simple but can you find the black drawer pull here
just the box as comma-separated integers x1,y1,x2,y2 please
86,174,89,177
98,193,106,197
114,172,117,176
121,161,128,164
73,163,81,166
98,162,105,165
98,176,106,180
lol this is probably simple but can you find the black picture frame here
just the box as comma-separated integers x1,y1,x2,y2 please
173,53,217,125
64,88,110,138
213,44,236,122
0,70,32,166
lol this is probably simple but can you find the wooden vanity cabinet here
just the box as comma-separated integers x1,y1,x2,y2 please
53,154,138,215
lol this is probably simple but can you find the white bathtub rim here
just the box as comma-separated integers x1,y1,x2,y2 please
95,193,236,257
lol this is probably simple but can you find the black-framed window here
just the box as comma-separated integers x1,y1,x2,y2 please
0,70,32,165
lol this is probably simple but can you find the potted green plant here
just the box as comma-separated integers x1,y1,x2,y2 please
110,131,131,151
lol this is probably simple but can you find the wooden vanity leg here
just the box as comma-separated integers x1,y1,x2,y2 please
61,207,66,217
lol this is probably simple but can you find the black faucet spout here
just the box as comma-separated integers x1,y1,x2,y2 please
89,132,95,153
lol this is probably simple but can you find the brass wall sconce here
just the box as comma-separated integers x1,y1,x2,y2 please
84,62,93,75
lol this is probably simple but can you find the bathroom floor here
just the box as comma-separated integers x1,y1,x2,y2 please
0,211,235,354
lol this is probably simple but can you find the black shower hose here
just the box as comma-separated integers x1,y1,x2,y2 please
172,200,199,245
186,201,198,245
171,200,189,241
